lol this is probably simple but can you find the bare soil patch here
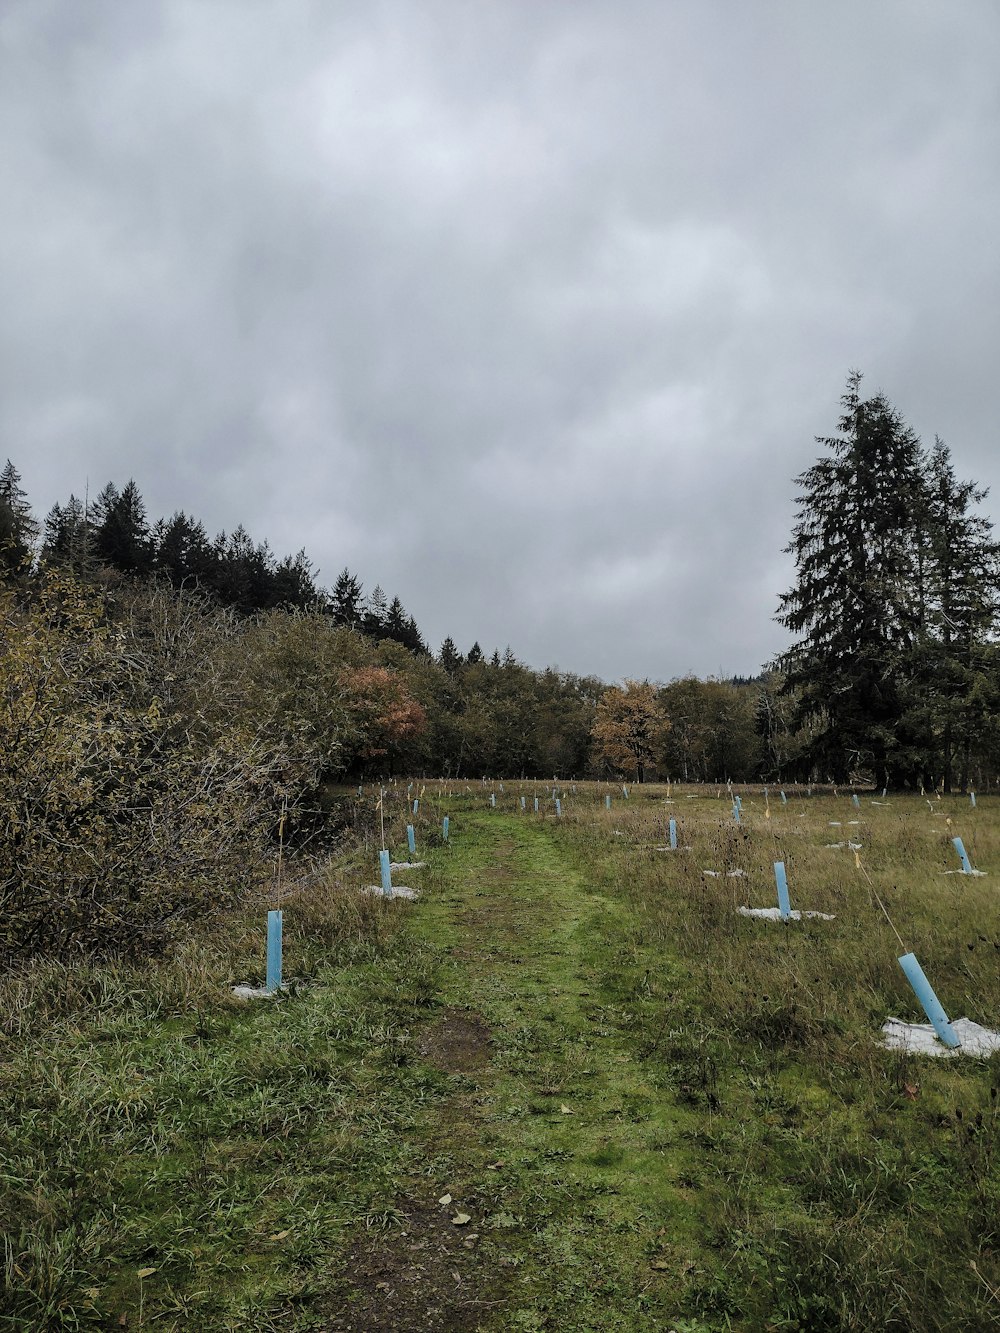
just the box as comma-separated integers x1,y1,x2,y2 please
419,1007,493,1073
324,1201,505,1332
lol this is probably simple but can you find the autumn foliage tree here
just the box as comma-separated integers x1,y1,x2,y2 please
591,680,670,782
337,665,427,771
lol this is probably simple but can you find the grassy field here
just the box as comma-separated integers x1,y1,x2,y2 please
2,782,999,1330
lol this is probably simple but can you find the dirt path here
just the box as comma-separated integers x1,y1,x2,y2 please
329,811,702,1333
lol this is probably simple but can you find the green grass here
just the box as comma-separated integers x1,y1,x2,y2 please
2,782,999,1329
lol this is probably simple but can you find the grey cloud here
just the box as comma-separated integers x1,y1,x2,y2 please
3,0,999,681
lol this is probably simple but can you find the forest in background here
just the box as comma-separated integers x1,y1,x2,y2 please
3,373,1000,959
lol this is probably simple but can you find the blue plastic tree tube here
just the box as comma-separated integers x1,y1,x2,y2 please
669,818,677,849
412,799,419,815
606,794,612,809
534,797,539,813
407,824,416,855
521,795,526,810
952,836,974,873
490,792,496,808
622,785,629,798
774,861,791,919
733,803,740,824
971,792,977,808
379,849,392,897
852,793,861,808
897,952,960,1047
555,798,562,817
780,791,787,804
442,816,449,842
266,909,283,991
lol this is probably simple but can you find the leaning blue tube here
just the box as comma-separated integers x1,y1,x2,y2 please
952,837,973,873
897,952,960,1047
407,824,416,855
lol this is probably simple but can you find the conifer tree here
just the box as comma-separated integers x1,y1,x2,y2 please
93,479,154,577
330,568,364,628
41,494,92,573
777,373,925,785
907,438,1000,789
439,636,463,674
364,584,388,637
0,460,39,578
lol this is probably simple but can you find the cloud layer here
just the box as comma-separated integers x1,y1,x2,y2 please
4,0,999,679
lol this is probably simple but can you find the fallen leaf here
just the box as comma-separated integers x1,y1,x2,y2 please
438,1193,452,1206
904,1083,919,1100
136,1268,157,1279
452,1213,471,1226
268,1230,291,1241
485,1161,504,1171
650,1259,671,1270
560,1104,574,1114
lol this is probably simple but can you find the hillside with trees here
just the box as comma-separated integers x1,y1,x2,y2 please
4,373,1000,962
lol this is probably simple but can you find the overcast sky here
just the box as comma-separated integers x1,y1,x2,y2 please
3,1,999,682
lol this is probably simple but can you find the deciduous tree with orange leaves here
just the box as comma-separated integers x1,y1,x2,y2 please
591,679,670,783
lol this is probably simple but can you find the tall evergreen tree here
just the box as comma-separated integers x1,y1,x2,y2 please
777,373,925,785
41,494,92,573
0,460,39,578
93,479,154,577
270,549,318,609
153,511,217,589
330,568,364,628
906,439,1000,790
439,636,463,674
364,584,388,638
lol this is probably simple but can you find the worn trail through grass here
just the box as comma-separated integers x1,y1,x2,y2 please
388,810,704,1332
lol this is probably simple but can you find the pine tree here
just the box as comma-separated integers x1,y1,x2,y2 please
271,549,318,609
439,636,463,674
0,460,39,578
909,439,1000,790
330,569,364,628
777,373,925,785
41,494,92,573
364,585,388,638
153,512,217,589
93,479,154,577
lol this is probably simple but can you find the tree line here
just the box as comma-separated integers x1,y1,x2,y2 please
3,371,1000,961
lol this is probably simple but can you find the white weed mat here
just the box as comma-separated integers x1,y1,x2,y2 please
737,907,836,922
881,1017,1000,1057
